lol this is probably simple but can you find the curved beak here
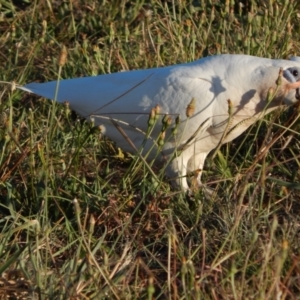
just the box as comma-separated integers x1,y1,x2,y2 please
285,81,300,101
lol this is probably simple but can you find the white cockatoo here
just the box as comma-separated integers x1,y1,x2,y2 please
18,54,300,190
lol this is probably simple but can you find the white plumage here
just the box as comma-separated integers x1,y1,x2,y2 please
18,54,300,190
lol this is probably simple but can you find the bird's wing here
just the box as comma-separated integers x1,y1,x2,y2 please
20,69,162,116
19,62,217,131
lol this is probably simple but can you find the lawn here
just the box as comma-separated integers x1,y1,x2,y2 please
0,0,300,299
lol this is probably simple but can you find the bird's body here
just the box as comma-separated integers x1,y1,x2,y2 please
18,54,300,190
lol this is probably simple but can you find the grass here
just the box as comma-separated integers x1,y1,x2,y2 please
0,0,300,299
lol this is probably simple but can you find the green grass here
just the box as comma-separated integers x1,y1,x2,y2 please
1,0,300,299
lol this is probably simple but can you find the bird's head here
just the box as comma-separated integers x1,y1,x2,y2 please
283,67,300,101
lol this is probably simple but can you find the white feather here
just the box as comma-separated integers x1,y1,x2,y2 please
289,56,300,62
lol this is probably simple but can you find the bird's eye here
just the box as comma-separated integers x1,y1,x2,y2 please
292,69,299,77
